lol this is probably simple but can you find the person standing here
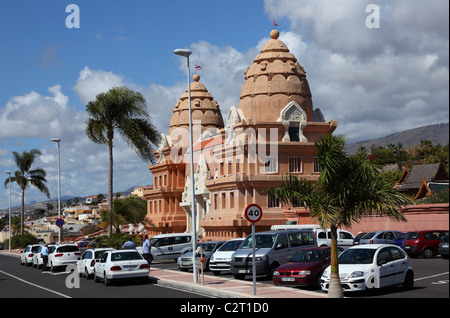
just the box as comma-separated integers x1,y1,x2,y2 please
41,244,49,271
142,235,151,267
122,237,136,249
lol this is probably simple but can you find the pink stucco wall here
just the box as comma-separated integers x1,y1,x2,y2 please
343,203,449,234
288,203,449,235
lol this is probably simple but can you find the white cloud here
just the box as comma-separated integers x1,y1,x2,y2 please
73,66,128,105
264,0,449,143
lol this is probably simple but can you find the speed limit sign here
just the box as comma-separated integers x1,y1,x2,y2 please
244,204,263,223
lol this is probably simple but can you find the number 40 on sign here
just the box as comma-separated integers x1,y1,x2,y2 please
244,204,263,223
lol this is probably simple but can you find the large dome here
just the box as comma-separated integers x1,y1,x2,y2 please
238,29,314,123
169,74,224,142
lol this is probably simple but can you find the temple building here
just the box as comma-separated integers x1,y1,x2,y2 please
143,29,337,240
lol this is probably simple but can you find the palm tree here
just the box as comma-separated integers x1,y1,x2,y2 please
4,149,50,235
268,134,412,298
85,86,159,235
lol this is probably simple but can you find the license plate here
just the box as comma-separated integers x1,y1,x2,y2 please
404,246,411,250
124,265,136,270
217,263,228,267
281,277,295,282
238,269,250,273
182,262,192,266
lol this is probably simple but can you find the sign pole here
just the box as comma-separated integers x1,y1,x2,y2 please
252,222,256,295
244,204,262,297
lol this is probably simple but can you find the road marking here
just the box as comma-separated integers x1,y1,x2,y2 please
0,269,71,298
414,272,449,281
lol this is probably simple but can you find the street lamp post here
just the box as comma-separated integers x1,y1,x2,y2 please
5,171,11,253
173,48,198,284
51,138,62,243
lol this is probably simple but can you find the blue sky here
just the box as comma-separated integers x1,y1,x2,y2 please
1,0,448,210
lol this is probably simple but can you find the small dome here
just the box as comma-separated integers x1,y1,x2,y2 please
169,75,224,143
238,29,313,123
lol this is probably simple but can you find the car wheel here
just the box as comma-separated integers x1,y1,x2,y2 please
104,272,111,286
403,270,414,290
85,267,91,279
94,270,100,283
234,274,245,280
50,262,55,272
267,263,279,279
422,248,434,258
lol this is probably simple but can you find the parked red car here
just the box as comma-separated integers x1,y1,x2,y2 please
402,230,449,258
272,247,343,288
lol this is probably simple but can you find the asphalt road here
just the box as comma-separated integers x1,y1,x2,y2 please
0,255,208,299
1,254,448,299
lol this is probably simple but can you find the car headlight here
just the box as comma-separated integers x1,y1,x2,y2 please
255,256,268,261
322,271,329,279
298,270,311,276
348,271,365,278
273,270,280,276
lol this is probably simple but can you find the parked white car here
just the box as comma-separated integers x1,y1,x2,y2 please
209,238,244,275
48,244,81,271
314,229,355,248
93,250,149,285
77,248,115,279
321,244,414,293
32,245,55,268
20,244,41,266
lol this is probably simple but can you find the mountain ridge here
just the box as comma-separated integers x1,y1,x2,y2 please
344,122,449,154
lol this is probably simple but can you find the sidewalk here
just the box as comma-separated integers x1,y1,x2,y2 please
1,249,326,298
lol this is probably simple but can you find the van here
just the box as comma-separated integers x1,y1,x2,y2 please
314,229,355,248
147,233,192,262
230,230,317,279
270,224,322,231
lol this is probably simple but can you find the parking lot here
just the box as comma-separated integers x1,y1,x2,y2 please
151,256,449,298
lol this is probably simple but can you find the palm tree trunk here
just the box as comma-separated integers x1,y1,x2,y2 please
20,189,25,236
327,224,344,298
108,142,113,236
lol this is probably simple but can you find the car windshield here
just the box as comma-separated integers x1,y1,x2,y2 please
57,246,79,253
241,234,276,249
361,232,376,239
94,250,109,259
290,249,324,262
338,248,376,264
218,240,242,251
405,232,419,240
394,233,406,240
198,243,218,252
111,251,143,261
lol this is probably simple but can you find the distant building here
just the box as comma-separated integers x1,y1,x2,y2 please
131,186,153,197
143,28,337,240
395,162,449,199
85,196,98,204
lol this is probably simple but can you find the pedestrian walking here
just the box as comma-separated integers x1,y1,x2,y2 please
122,237,136,249
41,244,49,271
142,235,151,267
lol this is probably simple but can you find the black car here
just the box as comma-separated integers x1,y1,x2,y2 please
353,232,367,245
438,235,449,259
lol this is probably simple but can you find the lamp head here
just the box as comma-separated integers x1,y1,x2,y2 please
51,138,61,143
5,171,11,175
173,49,192,57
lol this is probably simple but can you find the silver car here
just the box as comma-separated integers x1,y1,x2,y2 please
177,241,225,271
359,231,401,245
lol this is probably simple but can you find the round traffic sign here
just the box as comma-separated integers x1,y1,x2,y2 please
56,218,64,227
244,204,263,223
